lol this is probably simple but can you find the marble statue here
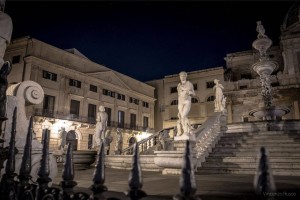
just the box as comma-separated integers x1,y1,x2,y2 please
0,0,13,67
93,105,108,148
104,129,113,154
256,21,267,39
176,71,195,138
213,79,226,112
0,61,11,120
58,127,67,150
114,128,123,155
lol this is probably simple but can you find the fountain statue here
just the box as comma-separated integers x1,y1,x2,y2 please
213,79,226,113
249,21,290,120
174,71,196,141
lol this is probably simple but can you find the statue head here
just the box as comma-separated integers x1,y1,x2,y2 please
214,79,219,84
99,105,105,112
179,71,187,83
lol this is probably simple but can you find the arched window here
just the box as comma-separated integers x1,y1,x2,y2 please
171,100,178,105
191,98,198,103
207,96,215,102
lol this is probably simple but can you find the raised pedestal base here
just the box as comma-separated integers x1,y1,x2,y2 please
154,140,197,175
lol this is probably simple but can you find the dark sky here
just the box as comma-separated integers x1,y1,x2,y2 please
5,1,295,82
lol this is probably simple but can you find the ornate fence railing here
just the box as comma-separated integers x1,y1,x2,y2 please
0,108,277,200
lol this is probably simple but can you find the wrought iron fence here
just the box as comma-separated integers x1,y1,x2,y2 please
1,107,276,200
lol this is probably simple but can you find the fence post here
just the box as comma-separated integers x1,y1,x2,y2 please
0,107,17,200
17,116,36,200
254,146,276,197
90,142,108,200
60,143,77,199
173,140,201,200
36,129,60,199
125,142,147,200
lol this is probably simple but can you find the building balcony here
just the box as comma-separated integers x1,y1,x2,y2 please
34,109,152,132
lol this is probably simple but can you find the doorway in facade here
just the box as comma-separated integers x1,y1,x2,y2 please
66,130,78,151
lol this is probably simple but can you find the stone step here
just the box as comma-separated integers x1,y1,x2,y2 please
209,152,300,157
220,133,300,141
215,143,300,148
212,146,300,152
201,162,300,169
196,168,300,176
205,157,300,163
218,138,298,144
220,134,300,140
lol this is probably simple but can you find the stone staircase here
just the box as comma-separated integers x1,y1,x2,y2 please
197,130,300,176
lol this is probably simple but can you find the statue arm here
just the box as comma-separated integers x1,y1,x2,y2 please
189,82,195,96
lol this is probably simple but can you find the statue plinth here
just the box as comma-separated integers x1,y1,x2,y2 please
173,139,196,151
174,133,195,141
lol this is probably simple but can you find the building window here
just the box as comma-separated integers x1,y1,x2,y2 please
12,55,21,64
129,97,139,105
193,83,198,90
43,95,55,117
241,73,252,79
88,104,96,123
117,93,126,101
42,70,57,81
143,116,149,131
70,100,80,117
170,87,177,93
191,97,198,103
88,134,93,150
142,101,149,108
207,96,215,102
206,81,215,89
239,85,248,90
69,79,81,88
118,110,125,128
89,84,97,92
171,100,178,105
130,113,137,130
103,89,115,97
105,107,112,126
243,117,249,122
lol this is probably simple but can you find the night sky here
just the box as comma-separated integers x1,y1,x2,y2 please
5,1,295,82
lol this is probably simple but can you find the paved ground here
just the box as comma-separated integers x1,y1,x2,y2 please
52,167,300,200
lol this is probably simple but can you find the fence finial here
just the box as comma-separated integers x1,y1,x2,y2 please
254,146,276,196
126,142,147,200
174,140,201,200
0,107,17,199
60,143,77,198
90,141,108,199
18,116,34,199
36,129,52,199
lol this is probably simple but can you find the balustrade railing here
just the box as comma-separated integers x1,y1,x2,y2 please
121,131,161,155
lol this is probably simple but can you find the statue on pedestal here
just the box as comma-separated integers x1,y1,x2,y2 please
58,127,67,150
93,105,108,148
0,61,11,120
114,128,123,155
0,0,13,120
213,79,226,112
175,71,195,140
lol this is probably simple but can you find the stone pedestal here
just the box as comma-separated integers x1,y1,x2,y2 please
173,140,196,151
154,140,196,175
